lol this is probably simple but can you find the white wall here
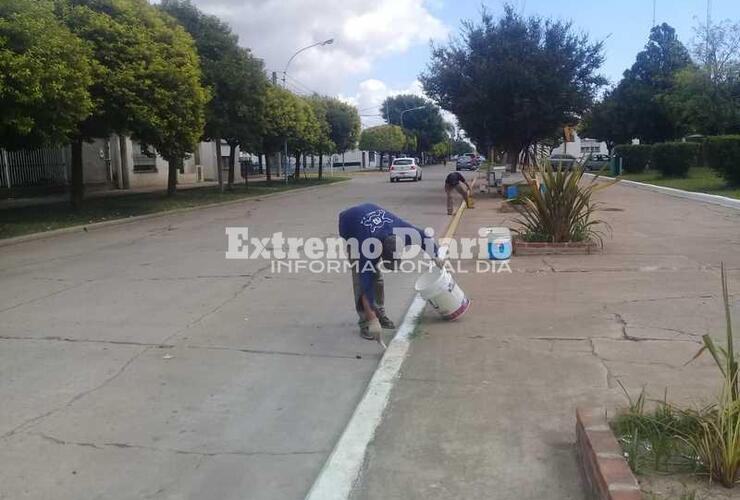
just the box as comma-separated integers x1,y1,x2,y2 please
551,132,608,157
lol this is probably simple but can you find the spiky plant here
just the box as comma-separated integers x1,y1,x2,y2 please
513,160,615,245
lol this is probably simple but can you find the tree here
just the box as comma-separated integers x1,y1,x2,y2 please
0,0,94,150
324,98,360,178
381,94,446,156
450,139,473,156
56,0,207,204
421,4,606,170
159,0,267,191
587,23,692,146
288,96,321,180
262,86,319,180
691,18,740,84
664,66,740,136
359,124,405,168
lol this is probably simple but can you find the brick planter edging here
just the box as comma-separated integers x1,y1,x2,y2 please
513,238,599,255
576,407,640,500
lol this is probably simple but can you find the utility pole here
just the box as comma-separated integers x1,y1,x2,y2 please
652,0,656,27
272,71,277,85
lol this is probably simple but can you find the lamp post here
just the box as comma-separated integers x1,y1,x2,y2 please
282,38,334,87
280,38,334,182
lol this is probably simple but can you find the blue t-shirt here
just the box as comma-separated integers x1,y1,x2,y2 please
338,203,436,304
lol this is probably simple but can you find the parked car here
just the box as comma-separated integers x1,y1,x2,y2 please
389,157,422,182
549,153,577,170
456,153,479,171
583,153,610,171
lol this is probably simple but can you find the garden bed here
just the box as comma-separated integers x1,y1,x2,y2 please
513,237,599,255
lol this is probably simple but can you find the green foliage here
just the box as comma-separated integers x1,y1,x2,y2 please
305,96,335,155
430,142,449,159
687,264,740,487
0,0,94,149
421,4,605,161
650,142,699,178
586,24,693,146
613,144,653,173
513,163,614,244
159,0,267,151
381,94,446,154
705,135,740,186
358,125,405,154
262,86,319,155
450,139,473,156
324,98,360,154
665,67,740,137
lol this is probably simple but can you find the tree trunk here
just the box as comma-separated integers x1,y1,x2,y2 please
227,142,236,191
318,154,323,179
167,156,180,196
265,154,272,182
258,154,264,175
294,152,301,180
215,139,224,193
70,137,84,209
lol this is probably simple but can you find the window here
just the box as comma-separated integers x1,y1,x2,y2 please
369,151,375,162
581,145,600,154
133,143,157,173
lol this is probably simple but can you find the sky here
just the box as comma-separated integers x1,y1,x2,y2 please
172,0,739,128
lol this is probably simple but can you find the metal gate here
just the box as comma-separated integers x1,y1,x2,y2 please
0,147,69,189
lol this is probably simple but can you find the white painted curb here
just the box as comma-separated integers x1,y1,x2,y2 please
304,294,427,500
585,173,740,210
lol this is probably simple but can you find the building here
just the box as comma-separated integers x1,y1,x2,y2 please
0,135,237,196
550,132,608,157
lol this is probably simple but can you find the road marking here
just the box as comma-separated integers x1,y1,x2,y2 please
585,173,740,210
305,178,476,500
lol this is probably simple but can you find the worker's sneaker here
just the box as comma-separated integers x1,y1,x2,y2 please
359,326,375,340
377,315,396,330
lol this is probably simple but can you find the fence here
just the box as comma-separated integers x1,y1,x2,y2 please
0,147,69,189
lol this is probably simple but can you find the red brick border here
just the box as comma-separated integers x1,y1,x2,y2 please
576,407,640,500
513,238,599,255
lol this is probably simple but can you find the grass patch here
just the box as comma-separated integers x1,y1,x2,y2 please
0,177,347,240
621,167,740,200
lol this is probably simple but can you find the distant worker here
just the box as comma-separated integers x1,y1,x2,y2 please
445,171,471,215
338,203,439,341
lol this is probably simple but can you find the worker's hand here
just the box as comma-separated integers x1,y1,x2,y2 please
367,317,385,347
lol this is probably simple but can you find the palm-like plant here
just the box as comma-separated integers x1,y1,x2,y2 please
514,160,615,245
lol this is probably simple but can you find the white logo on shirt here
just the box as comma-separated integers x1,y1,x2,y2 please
360,209,393,233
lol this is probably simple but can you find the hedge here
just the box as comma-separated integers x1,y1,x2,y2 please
705,135,740,186
650,142,699,177
613,144,652,173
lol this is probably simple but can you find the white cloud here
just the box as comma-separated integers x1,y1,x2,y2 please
184,0,448,96
341,78,459,131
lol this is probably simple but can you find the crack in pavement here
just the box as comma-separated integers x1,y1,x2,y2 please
1,346,148,442
0,280,91,314
0,335,377,360
589,339,615,389
35,433,328,457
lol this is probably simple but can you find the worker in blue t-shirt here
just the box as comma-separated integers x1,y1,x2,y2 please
339,203,438,340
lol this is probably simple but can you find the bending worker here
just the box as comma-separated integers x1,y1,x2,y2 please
339,203,439,341
445,171,471,215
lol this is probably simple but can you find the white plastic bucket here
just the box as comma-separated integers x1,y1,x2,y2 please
414,266,470,320
481,227,512,260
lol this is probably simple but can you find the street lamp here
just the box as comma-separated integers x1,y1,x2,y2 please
400,105,425,128
282,38,334,87
280,38,334,182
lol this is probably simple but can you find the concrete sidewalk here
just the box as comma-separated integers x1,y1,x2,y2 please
351,182,740,499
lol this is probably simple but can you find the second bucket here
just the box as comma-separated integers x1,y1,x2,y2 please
414,266,470,320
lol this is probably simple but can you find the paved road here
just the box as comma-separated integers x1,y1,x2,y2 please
0,164,466,500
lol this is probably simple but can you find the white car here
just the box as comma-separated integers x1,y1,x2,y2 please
389,158,422,182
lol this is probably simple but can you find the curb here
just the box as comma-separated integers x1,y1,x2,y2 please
304,180,475,500
0,179,350,249
576,407,640,500
585,173,740,210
